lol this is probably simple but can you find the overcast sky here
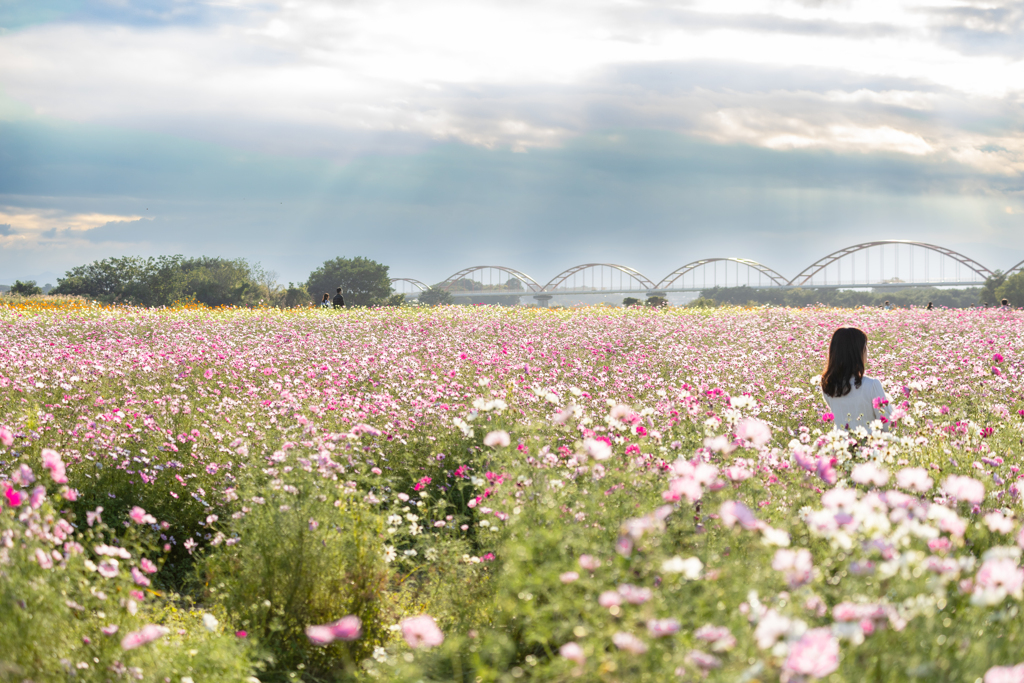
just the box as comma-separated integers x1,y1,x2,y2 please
2,0,1024,287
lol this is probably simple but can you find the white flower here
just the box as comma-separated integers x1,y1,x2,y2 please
483,430,511,448
373,646,387,663
202,613,219,632
383,545,397,563
662,556,703,579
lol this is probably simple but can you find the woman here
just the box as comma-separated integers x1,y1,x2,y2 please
821,327,892,432
320,293,332,308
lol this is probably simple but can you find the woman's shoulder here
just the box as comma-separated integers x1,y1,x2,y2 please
860,376,886,392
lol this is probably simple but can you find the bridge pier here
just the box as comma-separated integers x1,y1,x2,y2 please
533,294,553,307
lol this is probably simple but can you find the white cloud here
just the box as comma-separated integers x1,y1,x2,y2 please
0,207,147,241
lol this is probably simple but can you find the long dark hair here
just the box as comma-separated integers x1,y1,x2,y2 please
821,327,867,398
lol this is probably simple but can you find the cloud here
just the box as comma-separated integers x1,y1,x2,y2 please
0,223,12,235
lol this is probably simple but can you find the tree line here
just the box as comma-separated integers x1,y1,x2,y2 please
40,255,403,308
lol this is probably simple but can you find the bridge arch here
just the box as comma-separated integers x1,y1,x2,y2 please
390,278,428,293
438,266,543,293
1006,259,1024,277
656,258,788,290
789,241,993,287
543,264,656,293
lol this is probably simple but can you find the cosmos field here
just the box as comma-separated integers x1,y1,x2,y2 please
1,302,1024,683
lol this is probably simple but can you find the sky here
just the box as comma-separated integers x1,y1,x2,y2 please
1,0,1024,288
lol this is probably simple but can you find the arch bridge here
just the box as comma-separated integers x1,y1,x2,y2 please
395,241,1009,303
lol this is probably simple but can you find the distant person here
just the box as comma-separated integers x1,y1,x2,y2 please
333,287,345,309
926,301,933,311
320,292,331,308
882,300,892,310
821,327,893,433
1002,298,1011,310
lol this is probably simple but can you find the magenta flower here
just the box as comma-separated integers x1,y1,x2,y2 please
121,624,169,651
401,614,444,649
784,628,839,679
4,486,22,508
140,557,158,574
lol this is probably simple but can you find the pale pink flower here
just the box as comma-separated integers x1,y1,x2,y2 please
724,465,753,481
0,426,13,447
772,548,813,587
851,462,889,487
560,641,585,665
86,506,103,527
579,554,600,571
617,583,652,604
400,615,444,649
687,650,722,670
985,512,1016,534
97,559,119,578
34,547,53,569
664,476,703,503
694,625,736,651
12,464,34,486
41,449,68,483
942,476,986,505
984,663,1024,683
131,567,151,587
482,430,511,448
582,438,612,461
736,418,771,446
784,628,839,679
129,506,157,525
719,500,759,530
28,486,46,510
120,624,169,650
101,625,119,636
896,468,933,493
598,590,623,608
973,557,1024,605
646,618,681,637
611,631,648,655
560,571,579,583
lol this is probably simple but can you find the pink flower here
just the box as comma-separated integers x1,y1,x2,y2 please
306,625,335,645
578,554,600,571
12,464,34,486
736,418,771,446
851,462,889,487
34,547,53,569
140,557,158,574
120,624,169,650
772,548,813,587
694,624,736,651
131,567,151,587
97,559,119,578
784,628,839,679
483,430,511,448
41,449,68,483
0,426,13,447
719,500,760,530
28,486,46,510
129,506,157,525
101,625,119,636
942,475,986,505
86,507,103,527
560,571,579,583
646,618,681,637
401,615,444,649
617,583,652,604
583,438,612,461
611,631,648,655
331,615,362,641
598,590,623,608
984,663,1024,683
560,641,585,665
896,467,933,493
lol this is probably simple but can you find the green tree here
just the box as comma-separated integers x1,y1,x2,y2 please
419,286,454,306
980,271,1006,305
995,271,1024,307
284,282,311,308
623,297,641,307
306,257,392,307
10,280,42,295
